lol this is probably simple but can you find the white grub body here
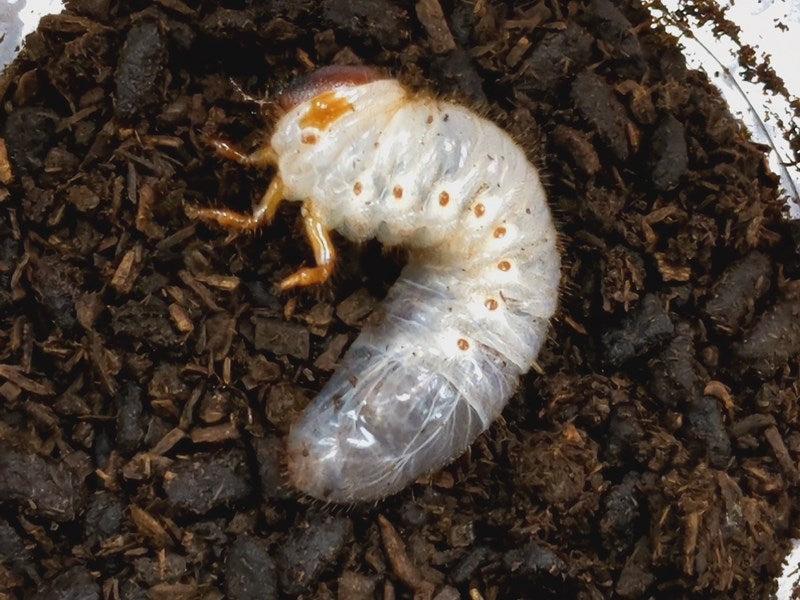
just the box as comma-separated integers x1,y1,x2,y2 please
274,78,560,502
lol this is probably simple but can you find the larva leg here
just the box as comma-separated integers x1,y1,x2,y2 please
279,203,336,290
208,138,277,169
187,177,284,231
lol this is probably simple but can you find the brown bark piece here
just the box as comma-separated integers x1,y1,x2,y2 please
378,515,435,600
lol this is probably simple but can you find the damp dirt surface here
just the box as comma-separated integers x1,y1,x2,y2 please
0,1,798,599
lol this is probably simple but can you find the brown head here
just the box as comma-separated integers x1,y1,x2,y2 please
275,65,387,112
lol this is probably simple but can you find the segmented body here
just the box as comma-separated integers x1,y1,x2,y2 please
272,76,561,502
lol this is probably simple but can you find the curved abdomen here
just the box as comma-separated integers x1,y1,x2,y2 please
287,191,559,502
281,84,560,502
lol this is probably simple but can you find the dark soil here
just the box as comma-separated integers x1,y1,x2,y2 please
0,0,798,598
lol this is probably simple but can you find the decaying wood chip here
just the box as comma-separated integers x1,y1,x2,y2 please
742,462,784,494
146,582,199,600
169,302,194,333
0,381,21,401
14,68,40,106
654,252,691,282
336,288,377,326
198,390,228,423
121,453,173,481
136,184,166,239
151,427,187,455
682,510,699,575
111,245,143,294
506,36,531,68
0,364,54,395
18,515,54,553
141,134,184,148
552,125,600,176
56,105,100,133
563,314,588,335
562,422,584,445
313,333,350,371
730,414,776,438
222,356,232,386
129,504,172,548
193,273,240,291
165,285,196,310
0,138,13,185
641,205,682,248
179,270,222,311
156,224,197,251
190,421,240,443
305,302,335,337
505,3,550,30
384,580,396,600
415,0,456,54
626,120,641,153
89,332,121,396
154,0,196,16
23,400,60,430
378,515,435,599
10,252,28,301
432,470,454,489
179,385,203,431
764,426,798,482
616,80,657,125
431,586,460,600
184,248,212,273
38,13,111,33
75,292,104,330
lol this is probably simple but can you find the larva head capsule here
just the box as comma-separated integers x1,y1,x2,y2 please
275,65,386,112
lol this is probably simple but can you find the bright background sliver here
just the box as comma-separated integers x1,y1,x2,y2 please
649,0,800,215
0,0,63,70
1,0,799,597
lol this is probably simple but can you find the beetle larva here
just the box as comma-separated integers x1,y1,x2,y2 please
190,66,561,502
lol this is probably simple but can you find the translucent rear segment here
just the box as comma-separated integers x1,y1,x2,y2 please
286,272,522,502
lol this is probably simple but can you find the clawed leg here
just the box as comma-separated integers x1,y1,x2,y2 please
207,138,278,169
187,177,285,231
189,134,335,290
279,203,336,291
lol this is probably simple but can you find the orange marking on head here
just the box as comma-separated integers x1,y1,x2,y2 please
393,185,403,199
353,181,363,195
439,191,450,206
474,203,485,217
457,338,469,351
498,260,511,271
301,132,318,144
494,226,506,238
485,298,498,311
300,90,354,130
